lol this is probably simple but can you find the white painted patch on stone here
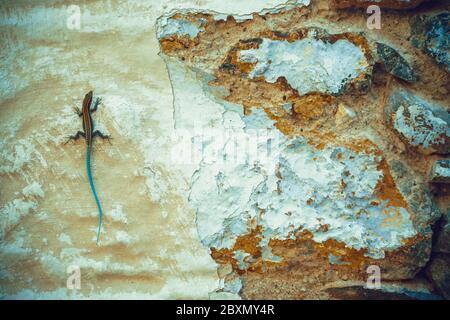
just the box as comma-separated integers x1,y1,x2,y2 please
239,37,368,95
157,16,204,39
191,135,416,259
163,54,415,260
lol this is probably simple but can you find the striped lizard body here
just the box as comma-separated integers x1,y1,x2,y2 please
66,91,110,244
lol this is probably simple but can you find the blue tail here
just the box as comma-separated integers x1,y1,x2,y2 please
86,146,103,244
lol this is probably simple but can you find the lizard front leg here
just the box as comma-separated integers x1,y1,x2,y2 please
90,97,102,113
64,131,86,144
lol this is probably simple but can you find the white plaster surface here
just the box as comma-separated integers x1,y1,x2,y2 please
240,37,368,95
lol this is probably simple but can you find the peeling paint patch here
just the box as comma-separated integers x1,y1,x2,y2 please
239,37,368,95
191,136,416,260
157,14,205,39
161,30,418,276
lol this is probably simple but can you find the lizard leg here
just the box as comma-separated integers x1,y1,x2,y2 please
73,107,83,117
93,130,112,144
90,97,102,113
64,131,85,144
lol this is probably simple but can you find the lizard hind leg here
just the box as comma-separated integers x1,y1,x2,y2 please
93,130,112,144
64,131,85,144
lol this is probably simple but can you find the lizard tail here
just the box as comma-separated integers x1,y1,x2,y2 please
86,147,103,244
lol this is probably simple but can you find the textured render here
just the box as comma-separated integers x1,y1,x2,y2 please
0,0,449,300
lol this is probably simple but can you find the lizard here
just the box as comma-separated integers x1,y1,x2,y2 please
65,91,110,244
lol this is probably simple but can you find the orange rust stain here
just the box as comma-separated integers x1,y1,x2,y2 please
211,227,371,275
343,140,408,209
159,35,198,54
344,139,383,156
375,159,408,208
292,93,334,120
309,131,337,150
339,178,347,192
269,230,368,271
258,29,308,42
226,42,259,74
210,225,264,274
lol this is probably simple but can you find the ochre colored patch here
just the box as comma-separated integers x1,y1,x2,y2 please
269,230,368,271
292,93,335,120
345,139,408,209
159,35,198,54
210,225,263,275
258,29,309,42
375,159,409,208
344,139,383,156
221,40,260,75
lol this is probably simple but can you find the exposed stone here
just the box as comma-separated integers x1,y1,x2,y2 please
154,6,449,299
430,159,450,184
326,285,442,300
389,159,440,229
386,90,450,155
435,210,450,254
376,42,417,82
411,13,450,72
426,255,450,299
332,0,429,9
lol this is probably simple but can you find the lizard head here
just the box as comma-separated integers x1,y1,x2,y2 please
83,91,94,108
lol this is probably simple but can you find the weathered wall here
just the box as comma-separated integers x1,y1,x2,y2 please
0,0,449,299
